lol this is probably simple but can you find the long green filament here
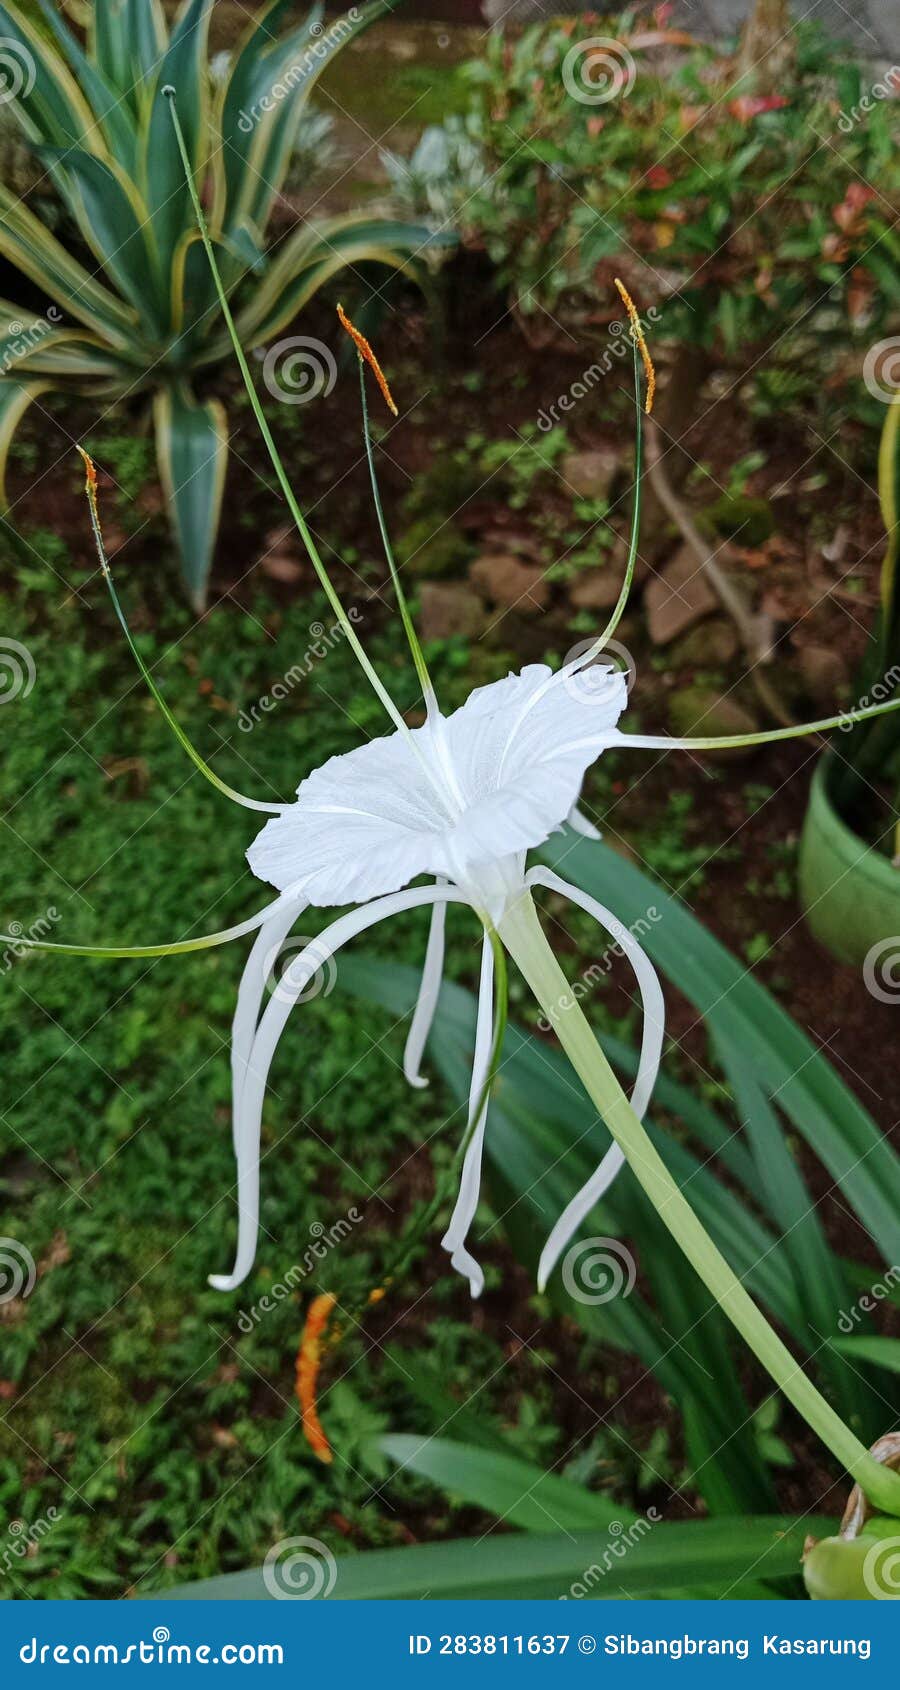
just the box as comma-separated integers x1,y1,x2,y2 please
592,337,643,654
77,449,281,815
0,920,266,960
164,89,409,737
616,694,900,752
499,888,900,1518
358,357,437,716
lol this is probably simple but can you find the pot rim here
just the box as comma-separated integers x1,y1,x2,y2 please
807,755,900,893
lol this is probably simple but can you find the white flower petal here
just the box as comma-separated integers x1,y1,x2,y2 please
210,883,469,1293
403,894,446,1089
246,727,452,904
246,663,628,908
528,868,664,1294
441,932,494,1297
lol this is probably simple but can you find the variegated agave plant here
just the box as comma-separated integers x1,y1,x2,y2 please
0,0,431,605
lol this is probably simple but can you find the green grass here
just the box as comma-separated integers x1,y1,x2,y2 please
0,557,569,1596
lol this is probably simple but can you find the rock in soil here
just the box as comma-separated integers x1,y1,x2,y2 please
669,616,739,667
561,447,620,500
797,643,849,707
418,581,486,642
646,543,718,644
570,569,627,610
668,684,759,755
469,553,550,614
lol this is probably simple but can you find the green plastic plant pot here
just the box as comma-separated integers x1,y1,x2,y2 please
799,757,900,967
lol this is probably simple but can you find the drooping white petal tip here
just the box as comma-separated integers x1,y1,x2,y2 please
208,1272,241,1293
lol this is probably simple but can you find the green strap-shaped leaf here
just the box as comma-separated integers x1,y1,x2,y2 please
237,8,372,237
715,1033,865,1431
36,0,137,169
159,1515,827,1601
0,183,137,347
0,0,95,149
833,1336,900,1374
154,384,228,610
212,0,311,228
0,378,49,507
538,832,900,1264
380,1435,635,1532
233,216,432,350
141,0,213,268
91,0,168,107
35,147,163,328
877,393,900,654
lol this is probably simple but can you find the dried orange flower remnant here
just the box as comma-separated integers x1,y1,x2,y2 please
297,1291,338,1463
337,303,398,417
613,278,656,414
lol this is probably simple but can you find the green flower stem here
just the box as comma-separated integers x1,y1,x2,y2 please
164,92,408,739
499,888,900,1517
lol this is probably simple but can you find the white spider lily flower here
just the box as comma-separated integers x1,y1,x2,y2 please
218,657,663,1298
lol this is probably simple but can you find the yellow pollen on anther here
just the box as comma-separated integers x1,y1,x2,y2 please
336,303,398,417
613,278,656,414
296,1292,338,1464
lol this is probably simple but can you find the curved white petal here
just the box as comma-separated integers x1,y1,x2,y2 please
230,896,308,1152
210,883,471,1293
246,664,628,909
568,802,602,841
403,893,446,1089
441,665,627,870
441,932,494,1298
527,867,665,1294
